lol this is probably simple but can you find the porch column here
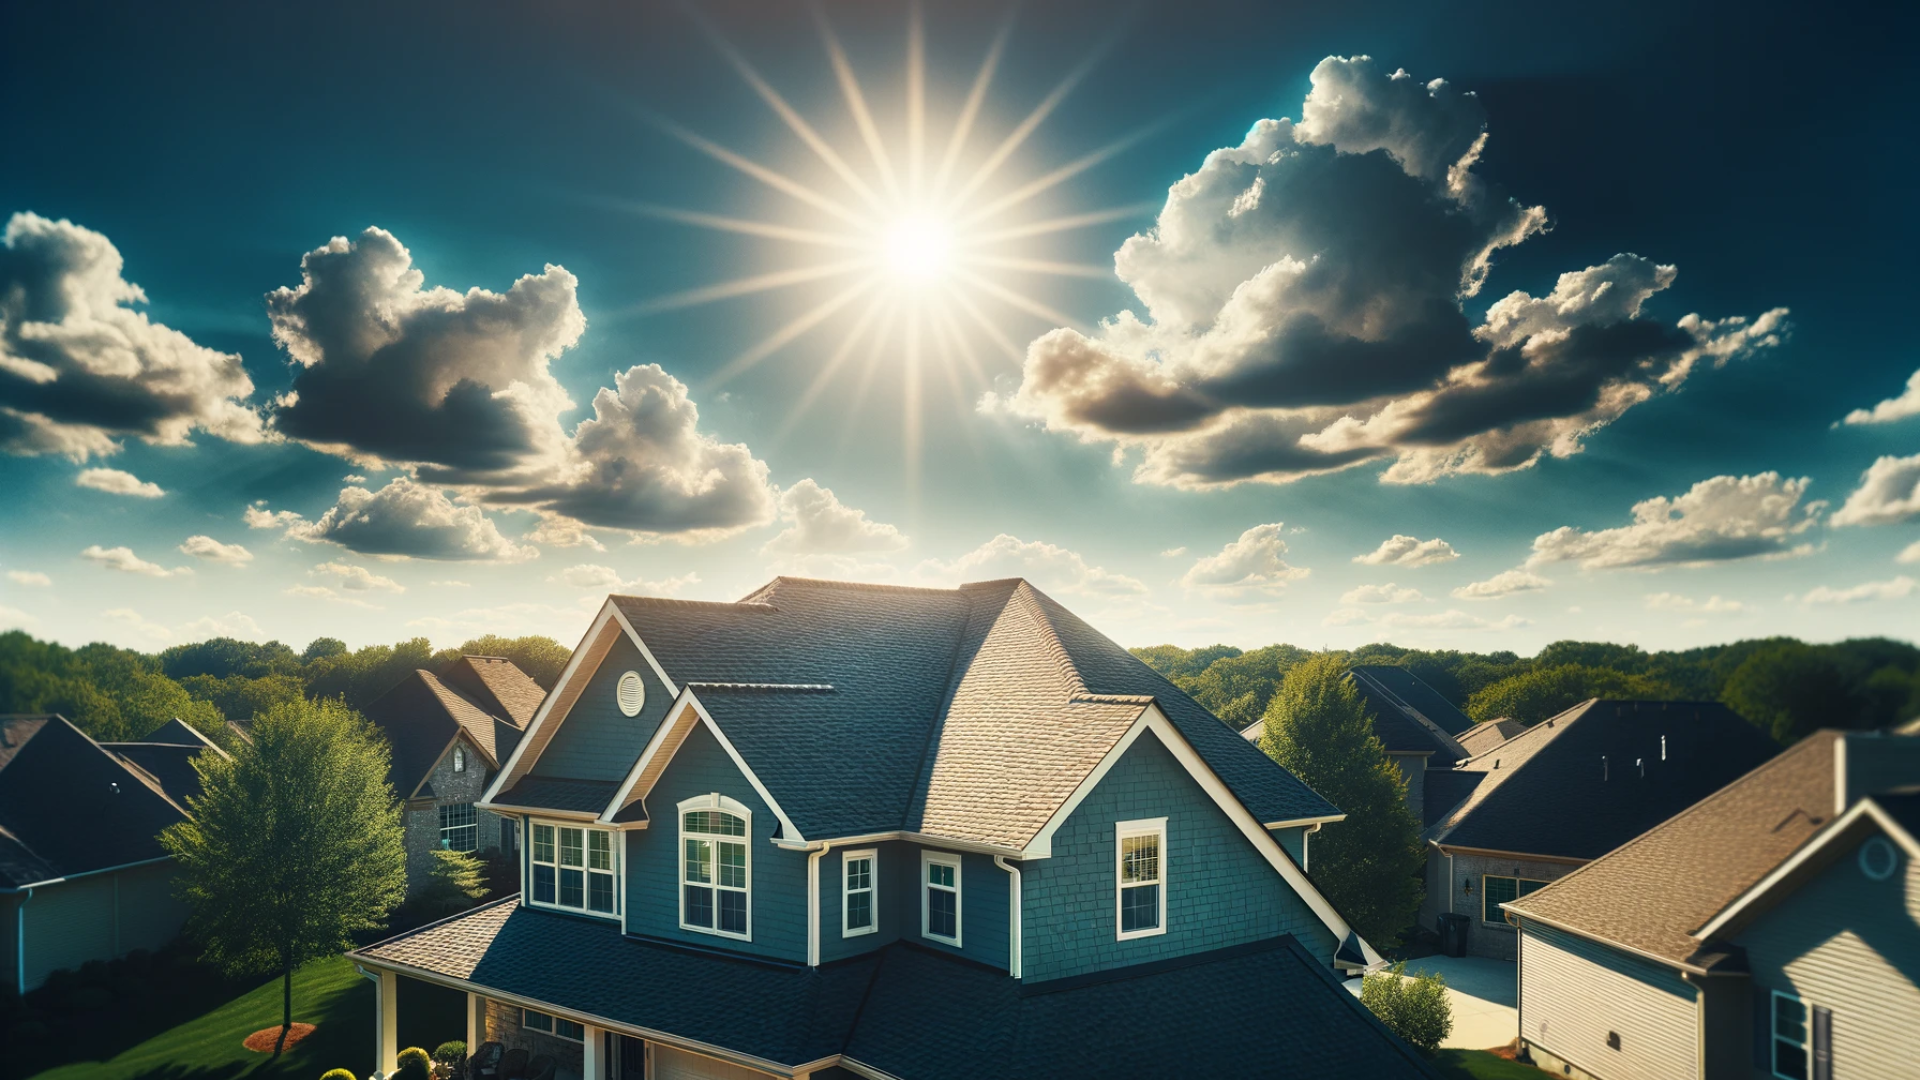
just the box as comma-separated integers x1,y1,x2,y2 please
580,1023,602,1080
375,970,398,1077
467,992,481,1053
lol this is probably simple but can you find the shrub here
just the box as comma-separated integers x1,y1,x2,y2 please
397,1047,433,1074
1360,962,1452,1056
433,1041,467,1062
393,1062,431,1080
320,1070,357,1080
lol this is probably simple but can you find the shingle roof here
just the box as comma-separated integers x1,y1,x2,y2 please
1351,665,1474,734
1429,700,1779,861
363,667,532,794
356,903,1436,1079
443,656,547,727
1455,718,1528,758
493,776,621,814
1504,731,1838,967
595,577,1338,847
0,715,189,888
142,717,223,750
106,743,213,808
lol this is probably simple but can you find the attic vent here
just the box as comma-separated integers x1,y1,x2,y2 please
616,670,646,717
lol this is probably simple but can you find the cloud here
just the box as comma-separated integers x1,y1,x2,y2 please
82,545,189,578
312,560,404,593
1841,367,1920,426
1644,592,1744,613
1830,453,1920,527
343,474,367,483
1452,568,1552,599
525,517,606,552
1899,540,1920,565
6,570,50,587
179,611,264,639
102,607,173,642
0,213,264,461
761,479,906,556
1340,582,1423,604
0,605,34,629
918,535,1147,596
1179,524,1311,598
431,579,471,587
556,564,623,590
1159,546,1188,557
1353,534,1459,567
250,478,536,561
1530,473,1821,570
985,57,1787,490
1796,576,1918,606
1323,607,1372,627
179,535,253,565
1381,609,1528,631
283,583,381,609
75,468,164,498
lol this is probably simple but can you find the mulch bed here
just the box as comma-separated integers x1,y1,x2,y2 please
243,1022,318,1053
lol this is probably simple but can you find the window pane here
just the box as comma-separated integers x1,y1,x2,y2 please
928,862,954,888
560,867,584,907
589,831,612,871
1121,883,1160,933
928,887,957,939
719,890,748,935
588,871,615,914
555,1018,585,1041
684,810,746,836
523,1009,553,1033
533,824,555,864
559,828,584,867
533,864,555,904
1775,1043,1808,1080
1483,876,1519,922
1775,996,1807,1042
1517,878,1547,897
1121,834,1160,884
684,838,712,884
847,857,871,891
685,883,713,928
847,890,873,930
717,842,747,889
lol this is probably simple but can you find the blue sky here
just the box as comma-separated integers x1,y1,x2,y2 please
3,0,1917,654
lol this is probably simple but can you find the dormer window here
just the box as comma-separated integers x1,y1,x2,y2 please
452,746,467,773
679,795,751,940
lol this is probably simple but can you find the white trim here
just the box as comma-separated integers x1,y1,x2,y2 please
921,850,962,947
678,793,753,942
1263,813,1346,830
599,689,807,845
600,689,698,823
616,670,646,717
607,602,682,697
1770,990,1809,1080
994,855,1022,979
1022,704,1383,968
841,848,878,938
525,818,622,921
772,829,1022,857
1697,797,1920,939
1115,817,1168,941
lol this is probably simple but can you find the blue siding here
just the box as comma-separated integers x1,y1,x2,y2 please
816,839,910,964
622,721,809,962
894,843,1010,971
535,636,671,781
1020,731,1337,983
1271,825,1306,867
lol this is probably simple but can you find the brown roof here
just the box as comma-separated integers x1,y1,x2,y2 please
362,668,531,794
1455,718,1528,758
1503,730,1838,968
444,656,547,727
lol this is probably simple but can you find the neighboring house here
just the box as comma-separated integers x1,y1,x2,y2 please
1421,699,1777,960
360,656,542,889
1504,728,1920,1080
352,578,1439,1080
0,715,225,992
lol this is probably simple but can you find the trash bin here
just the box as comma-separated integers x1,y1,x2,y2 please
1438,912,1470,958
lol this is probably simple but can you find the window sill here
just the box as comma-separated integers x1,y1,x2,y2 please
1117,926,1168,942
524,898,622,922
680,922,753,944
842,925,878,939
922,933,961,948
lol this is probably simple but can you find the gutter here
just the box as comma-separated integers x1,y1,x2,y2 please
15,886,31,996
0,853,173,894
1504,908,1709,976
771,829,1024,859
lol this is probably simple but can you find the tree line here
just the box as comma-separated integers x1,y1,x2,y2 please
1134,636,1920,743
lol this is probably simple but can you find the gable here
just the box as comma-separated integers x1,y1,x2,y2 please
533,634,674,783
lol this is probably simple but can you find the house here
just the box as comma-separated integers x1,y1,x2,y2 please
359,656,543,888
0,715,224,992
1421,699,1777,960
351,578,1440,1080
1503,728,1920,1080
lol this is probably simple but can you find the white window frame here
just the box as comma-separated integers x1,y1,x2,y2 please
521,1008,585,1043
1771,990,1809,1080
526,818,621,920
842,848,878,938
678,793,753,942
1115,817,1168,941
438,802,478,852
921,850,962,946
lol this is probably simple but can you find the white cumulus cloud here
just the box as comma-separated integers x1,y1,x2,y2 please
918,535,1147,596
1354,535,1459,567
1841,367,1920,426
102,607,173,642
179,535,253,565
1340,582,1423,604
1530,473,1822,570
82,545,189,578
761,479,906,556
6,570,50,587
1830,453,1920,527
75,468,164,498
1452,568,1552,599
1898,540,1920,565
312,560,405,593
1381,609,1528,631
250,478,535,562
1796,576,1917,606
1180,524,1311,599
179,611,265,639
1644,592,1745,613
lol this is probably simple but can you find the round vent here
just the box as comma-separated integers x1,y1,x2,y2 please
1860,836,1898,882
616,670,646,717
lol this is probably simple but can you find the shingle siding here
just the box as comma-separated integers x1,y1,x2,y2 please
1735,832,1920,1080
536,636,671,782
1020,731,1335,984
623,721,807,963
898,844,1009,970
1518,922,1697,1080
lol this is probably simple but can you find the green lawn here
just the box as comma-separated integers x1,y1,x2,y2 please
29,956,371,1080
1433,1048,1551,1079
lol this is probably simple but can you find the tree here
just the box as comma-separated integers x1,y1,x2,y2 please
1259,652,1424,945
1721,643,1865,742
162,698,406,1053
1466,664,1681,725
449,635,572,690
1361,962,1452,1055
417,849,490,917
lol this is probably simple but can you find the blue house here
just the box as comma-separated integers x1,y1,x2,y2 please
352,578,1437,1080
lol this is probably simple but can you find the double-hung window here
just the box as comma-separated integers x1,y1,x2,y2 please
438,803,477,852
1771,992,1809,1080
521,1008,584,1042
1482,875,1548,924
680,795,751,940
528,821,619,918
922,851,961,945
1116,818,1167,940
843,849,877,937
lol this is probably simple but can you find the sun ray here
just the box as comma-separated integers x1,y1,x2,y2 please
906,0,926,195
967,203,1159,245
959,116,1173,226
932,10,1015,202
949,285,1028,364
653,117,868,228
775,293,888,443
812,3,901,204
836,305,903,456
613,202,865,249
705,276,879,389
964,254,1114,280
953,268,1085,330
942,26,1123,213
902,302,924,495
625,258,871,317
930,293,990,389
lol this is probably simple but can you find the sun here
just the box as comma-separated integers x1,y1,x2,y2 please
622,4,1152,477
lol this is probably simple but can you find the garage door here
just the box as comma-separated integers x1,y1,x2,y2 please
651,1045,775,1080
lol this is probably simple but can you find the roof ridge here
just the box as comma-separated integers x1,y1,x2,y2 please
613,593,774,611
689,682,835,693
1006,581,1089,701
755,575,966,597
1453,699,1591,767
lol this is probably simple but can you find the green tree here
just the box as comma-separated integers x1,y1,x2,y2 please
1130,643,1244,681
1720,643,1866,742
161,698,406,1053
1182,644,1314,730
417,849,490,917
449,635,572,690
1259,653,1424,944
302,636,349,663
178,672,305,726
1360,962,1453,1055
1466,664,1682,725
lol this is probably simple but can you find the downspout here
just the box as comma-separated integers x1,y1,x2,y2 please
15,887,31,996
807,840,836,968
993,856,1022,979
1303,822,1322,874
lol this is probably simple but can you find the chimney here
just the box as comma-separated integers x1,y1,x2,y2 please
1602,755,1609,781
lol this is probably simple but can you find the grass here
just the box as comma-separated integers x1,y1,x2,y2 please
1432,1048,1551,1079
28,956,371,1080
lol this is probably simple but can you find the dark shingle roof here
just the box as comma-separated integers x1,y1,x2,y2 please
357,904,1435,1079
493,776,621,814
0,715,189,888
1350,666,1474,736
363,667,531,794
106,742,216,808
597,577,1339,847
1455,718,1528,757
1431,700,1778,861
1348,666,1470,763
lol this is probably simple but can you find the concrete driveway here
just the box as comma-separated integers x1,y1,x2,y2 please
1345,955,1518,1050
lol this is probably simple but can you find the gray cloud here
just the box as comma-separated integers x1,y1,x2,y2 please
249,478,537,562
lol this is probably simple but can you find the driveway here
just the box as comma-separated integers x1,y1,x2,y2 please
1346,955,1518,1050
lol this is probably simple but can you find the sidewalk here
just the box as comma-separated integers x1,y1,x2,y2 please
1346,955,1518,1050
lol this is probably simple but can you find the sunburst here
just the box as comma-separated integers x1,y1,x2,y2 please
621,2,1156,481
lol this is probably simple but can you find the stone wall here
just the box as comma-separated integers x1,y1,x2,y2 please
480,996,586,1075
402,733,511,891
1437,850,1585,960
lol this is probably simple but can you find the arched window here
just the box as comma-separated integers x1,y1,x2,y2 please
679,794,751,940
452,746,467,773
